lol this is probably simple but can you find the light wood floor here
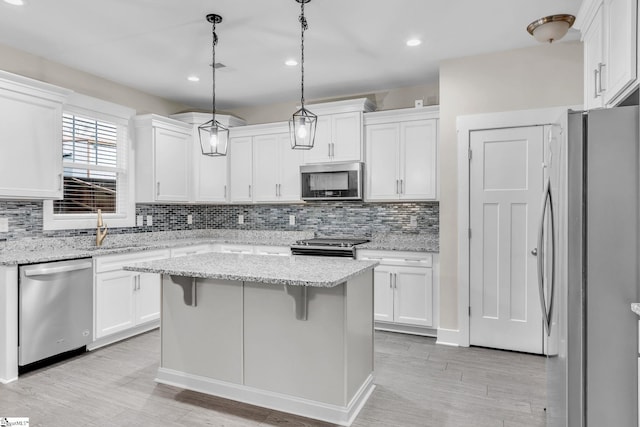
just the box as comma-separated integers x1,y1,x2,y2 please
1,330,546,427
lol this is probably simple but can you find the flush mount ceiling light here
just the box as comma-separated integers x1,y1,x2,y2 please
406,39,422,47
285,59,298,67
187,75,200,82
198,13,228,156
289,0,317,150
527,14,575,43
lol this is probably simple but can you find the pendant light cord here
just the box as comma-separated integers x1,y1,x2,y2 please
299,1,308,109
211,21,218,124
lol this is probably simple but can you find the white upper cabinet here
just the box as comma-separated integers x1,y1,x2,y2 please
134,115,192,203
230,123,303,204
302,98,375,164
170,112,245,203
0,71,71,199
577,0,638,108
365,107,439,201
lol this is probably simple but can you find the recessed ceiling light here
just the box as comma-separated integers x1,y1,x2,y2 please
4,0,25,5
187,75,200,82
406,39,422,47
285,59,298,67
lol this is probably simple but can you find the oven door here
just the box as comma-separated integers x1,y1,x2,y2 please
300,162,363,200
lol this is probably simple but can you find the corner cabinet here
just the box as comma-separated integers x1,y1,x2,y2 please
364,107,439,201
577,0,638,108
0,71,71,199
302,98,376,164
229,122,303,204
170,112,246,203
357,249,438,336
134,115,192,203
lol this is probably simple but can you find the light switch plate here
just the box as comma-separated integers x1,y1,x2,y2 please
187,214,193,225
414,99,424,108
136,215,143,227
238,214,244,225
410,215,418,227
0,218,8,233
289,215,296,225
146,215,153,226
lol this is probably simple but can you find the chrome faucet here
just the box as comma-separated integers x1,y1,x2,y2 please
96,209,108,247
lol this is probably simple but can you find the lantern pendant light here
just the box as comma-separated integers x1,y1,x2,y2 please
198,13,229,156
289,0,317,150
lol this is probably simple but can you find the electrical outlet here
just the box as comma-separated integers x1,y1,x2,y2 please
146,215,153,226
238,214,244,225
415,99,424,108
136,215,143,227
0,218,8,233
289,215,296,225
410,215,418,227
187,214,193,225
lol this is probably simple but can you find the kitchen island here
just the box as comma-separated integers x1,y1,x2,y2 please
124,252,378,426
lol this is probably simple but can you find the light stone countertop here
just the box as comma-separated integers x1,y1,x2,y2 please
631,303,640,316
124,252,378,287
359,232,439,252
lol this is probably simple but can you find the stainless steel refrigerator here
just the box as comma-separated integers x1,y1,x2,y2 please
544,106,638,426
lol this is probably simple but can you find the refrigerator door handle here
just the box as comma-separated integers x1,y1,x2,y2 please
547,181,556,336
537,179,551,336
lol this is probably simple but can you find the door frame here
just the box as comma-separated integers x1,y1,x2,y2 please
456,106,576,347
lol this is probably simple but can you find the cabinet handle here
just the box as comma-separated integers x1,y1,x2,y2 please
597,62,605,93
594,68,599,99
275,184,278,197
249,185,252,198
331,143,335,157
328,143,331,158
394,273,398,289
278,183,281,197
224,185,227,198
156,182,160,197
400,179,404,194
396,179,400,194
389,274,393,289
58,173,63,191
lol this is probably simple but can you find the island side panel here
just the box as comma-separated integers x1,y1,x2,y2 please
243,282,347,406
345,270,374,402
161,276,243,383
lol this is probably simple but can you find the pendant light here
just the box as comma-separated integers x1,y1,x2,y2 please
198,13,228,156
527,14,575,43
289,0,317,150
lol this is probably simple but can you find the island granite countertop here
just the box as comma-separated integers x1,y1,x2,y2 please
124,252,379,287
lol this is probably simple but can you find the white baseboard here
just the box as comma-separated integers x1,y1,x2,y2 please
436,328,460,347
87,322,159,351
156,368,375,426
375,322,437,337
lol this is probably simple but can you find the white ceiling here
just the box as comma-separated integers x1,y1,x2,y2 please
0,0,582,110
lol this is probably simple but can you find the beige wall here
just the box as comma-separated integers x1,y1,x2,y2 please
0,43,192,115
438,41,583,330
229,82,440,125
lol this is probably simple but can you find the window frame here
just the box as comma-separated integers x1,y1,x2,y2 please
43,93,136,230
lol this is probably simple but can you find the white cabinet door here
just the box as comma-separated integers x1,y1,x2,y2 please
394,266,433,327
373,266,394,322
400,119,437,200
194,150,228,202
229,136,254,203
603,0,637,104
583,4,605,109
135,272,161,325
252,134,280,202
0,88,63,199
278,134,304,202
303,116,331,163
95,270,136,339
331,112,362,162
366,123,400,200
154,127,191,202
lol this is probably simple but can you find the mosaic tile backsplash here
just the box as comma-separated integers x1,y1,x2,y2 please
0,200,438,241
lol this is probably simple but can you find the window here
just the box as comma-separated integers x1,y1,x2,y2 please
43,93,135,230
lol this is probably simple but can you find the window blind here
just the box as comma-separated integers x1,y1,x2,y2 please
53,113,119,214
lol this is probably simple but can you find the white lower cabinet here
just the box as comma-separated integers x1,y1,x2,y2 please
358,250,437,333
93,249,170,341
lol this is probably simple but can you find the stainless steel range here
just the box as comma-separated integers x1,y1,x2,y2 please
290,238,370,258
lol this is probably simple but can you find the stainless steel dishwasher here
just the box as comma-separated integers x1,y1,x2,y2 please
19,258,93,366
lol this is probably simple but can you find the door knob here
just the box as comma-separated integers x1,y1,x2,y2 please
531,248,538,256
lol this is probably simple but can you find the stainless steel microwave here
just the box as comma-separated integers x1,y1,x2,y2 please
300,162,364,201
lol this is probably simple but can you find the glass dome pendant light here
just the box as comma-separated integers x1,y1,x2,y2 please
289,0,317,150
198,13,229,156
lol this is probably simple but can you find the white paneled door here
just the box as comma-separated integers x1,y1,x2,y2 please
469,126,544,354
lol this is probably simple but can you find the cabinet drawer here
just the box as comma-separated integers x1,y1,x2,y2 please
357,250,432,267
218,244,253,254
95,249,171,273
253,245,291,256
170,244,213,258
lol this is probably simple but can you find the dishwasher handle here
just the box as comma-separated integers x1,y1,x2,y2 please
23,261,93,277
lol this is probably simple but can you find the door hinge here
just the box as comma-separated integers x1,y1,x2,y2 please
468,228,472,239
468,148,472,160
